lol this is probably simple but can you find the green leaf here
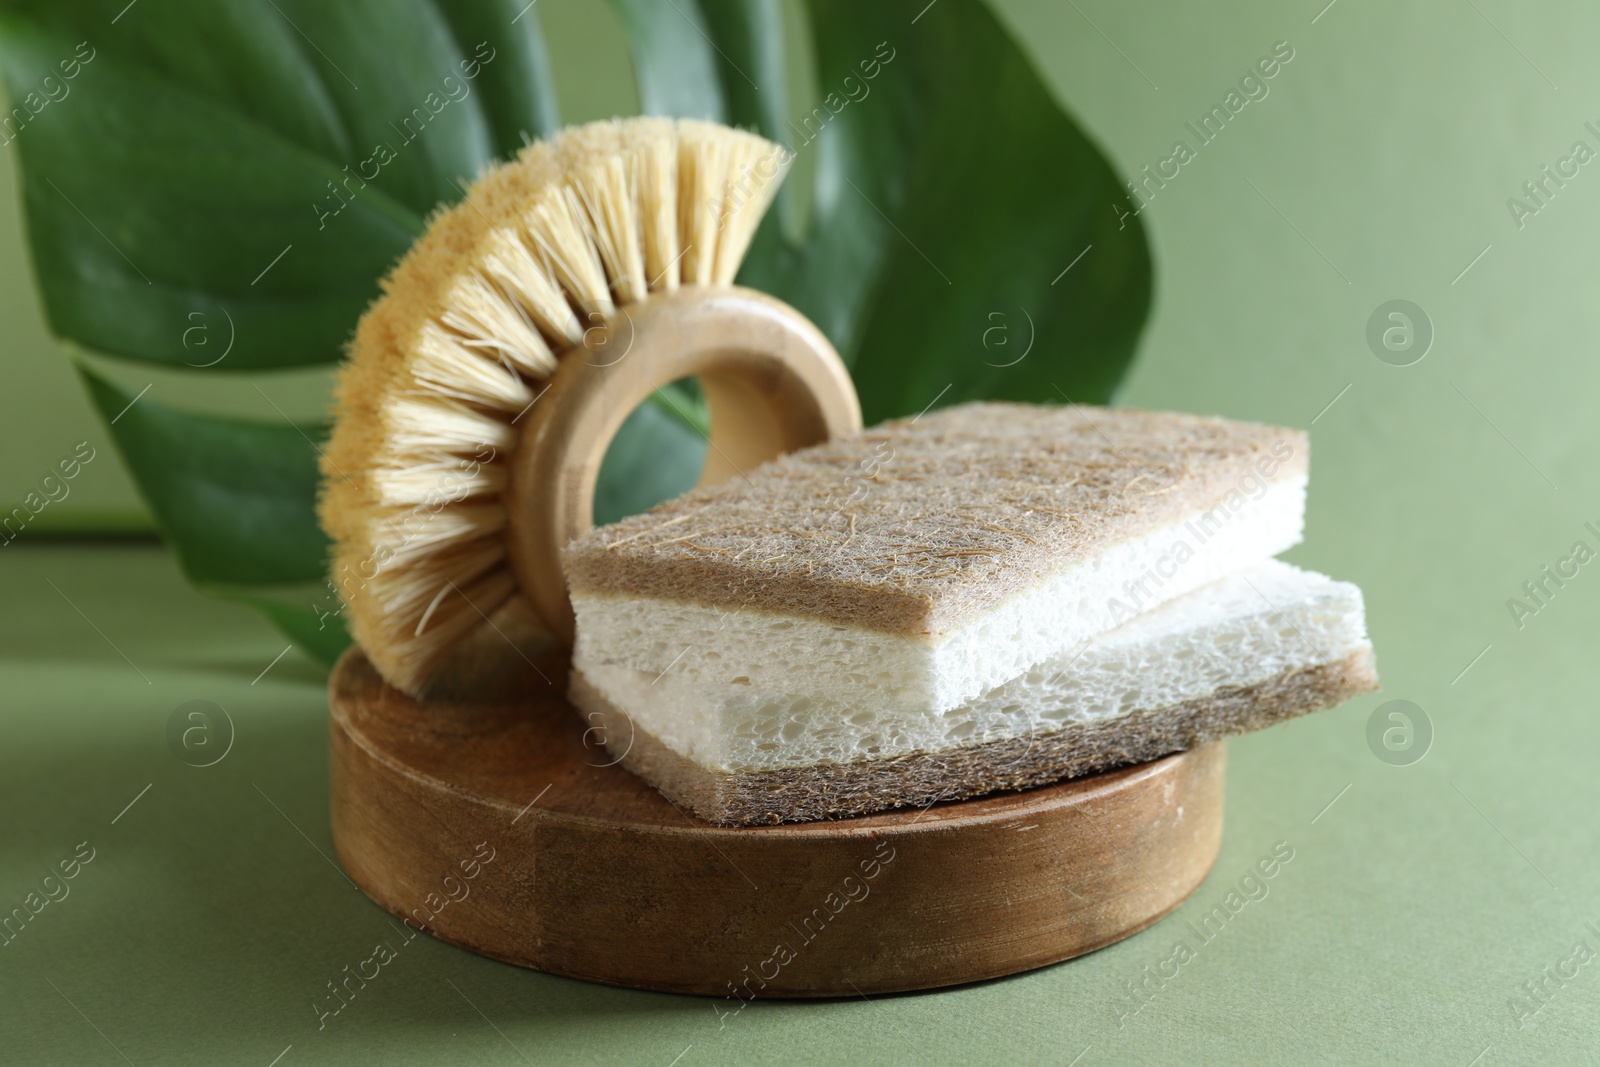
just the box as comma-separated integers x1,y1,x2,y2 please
79,366,328,586
432,0,561,154
624,0,1154,423
224,587,352,667
808,0,1151,422
608,0,725,121
594,400,708,527
646,380,710,436
696,0,788,139
0,0,557,369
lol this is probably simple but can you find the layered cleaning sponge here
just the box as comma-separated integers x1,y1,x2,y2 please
571,561,1376,824
563,401,1371,824
567,402,1309,714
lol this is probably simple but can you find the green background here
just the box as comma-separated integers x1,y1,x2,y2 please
4,0,1599,1062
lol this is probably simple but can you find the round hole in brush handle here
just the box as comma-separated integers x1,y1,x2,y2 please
505,286,863,644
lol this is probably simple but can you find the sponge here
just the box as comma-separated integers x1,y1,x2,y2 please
571,560,1375,825
563,402,1373,824
566,402,1309,715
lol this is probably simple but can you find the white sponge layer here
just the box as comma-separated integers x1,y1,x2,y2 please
572,474,1306,716
580,560,1369,773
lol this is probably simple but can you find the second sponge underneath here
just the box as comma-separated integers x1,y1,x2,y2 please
578,560,1371,775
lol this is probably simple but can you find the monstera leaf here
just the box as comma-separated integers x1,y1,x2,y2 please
0,0,1151,665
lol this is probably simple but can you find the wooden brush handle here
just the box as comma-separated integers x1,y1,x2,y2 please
505,286,862,643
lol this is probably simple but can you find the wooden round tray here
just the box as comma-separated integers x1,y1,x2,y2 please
329,642,1225,997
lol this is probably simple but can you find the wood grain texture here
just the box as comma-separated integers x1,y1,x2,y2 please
504,286,862,643
329,642,1225,997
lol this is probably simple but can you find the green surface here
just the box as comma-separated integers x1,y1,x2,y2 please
5,0,1600,1063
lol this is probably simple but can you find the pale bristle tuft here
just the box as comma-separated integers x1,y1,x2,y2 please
437,276,557,382
320,117,793,694
675,122,728,286
414,320,537,410
711,133,791,283
480,228,583,350
524,190,615,320
382,398,517,457
559,121,650,305
629,118,680,291
368,462,506,509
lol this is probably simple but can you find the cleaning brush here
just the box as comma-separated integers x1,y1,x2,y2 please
319,117,794,693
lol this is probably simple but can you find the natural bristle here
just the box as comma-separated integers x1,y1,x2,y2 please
320,117,791,693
